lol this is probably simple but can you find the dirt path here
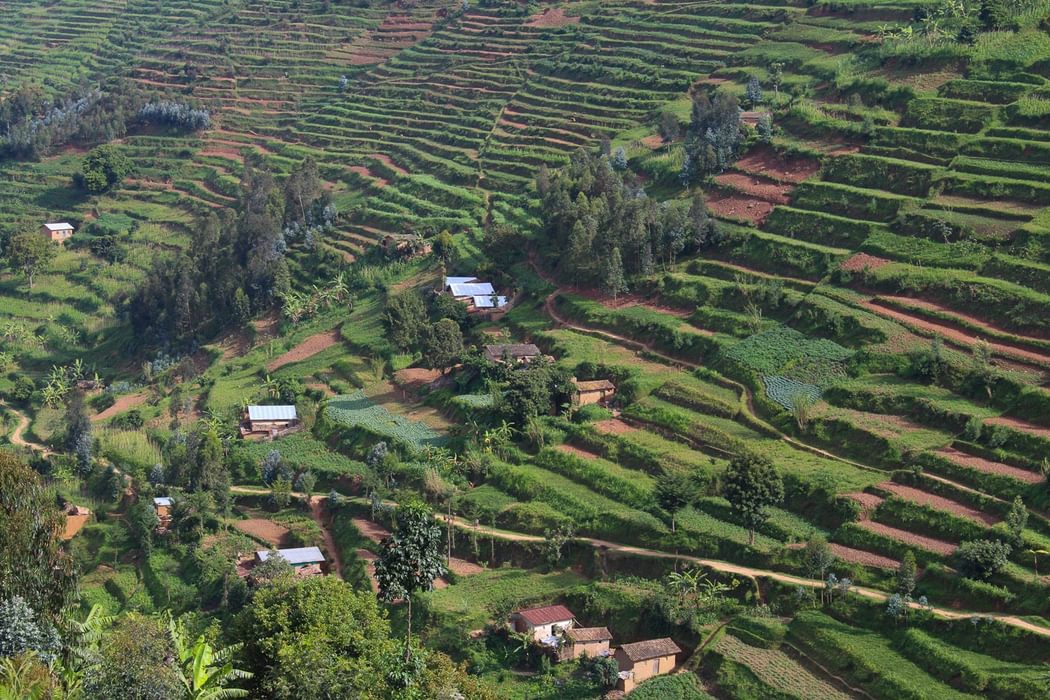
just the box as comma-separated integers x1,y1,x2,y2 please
1,402,52,456
441,513,1048,637
311,496,344,580
267,328,343,371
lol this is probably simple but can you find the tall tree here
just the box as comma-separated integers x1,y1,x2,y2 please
0,453,77,618
5,232,54,291
374,501,446,661
722,452,784,546
64,390,92,474
422,319,463,373
602,247,628,300
655,471,700,533
896,550,917,596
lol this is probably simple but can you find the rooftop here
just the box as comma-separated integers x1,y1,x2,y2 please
43,222,73,231
618,638,681,662
247,405,298,421
256,546,325,565
566,627,613,643
153,497,174,507
444,276,479,287
472,294,508,309
449,282,496,297
484,343,541,362
515,604,574,626
575,379,615,392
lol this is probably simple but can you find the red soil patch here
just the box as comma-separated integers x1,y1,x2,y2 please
863,299,1050,370
348,164,389,187
92,392,148,422
233,518,291,546
499,116,530,130
881,296,1049,344
557,443,602,460
62,511,91,540
448,557,485,576
712,172,790,204
985,416,1050,441
369,152,409,176
267,329,343,372
845,492,884,516
705,189,775,225
640,134,666,150
592,418,636,435
358,548,380,592
393,367,444,390
857,520,957,556
936,446,1043,485
878,482,1000,526
787,541,898,569
352,517,391,544
525,7,580,27
740,111,772,127
840,253,891,273
733,146,820,184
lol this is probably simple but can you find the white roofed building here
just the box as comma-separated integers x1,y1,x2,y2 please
241,405,301,440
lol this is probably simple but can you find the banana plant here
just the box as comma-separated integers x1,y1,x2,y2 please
168,614,253,700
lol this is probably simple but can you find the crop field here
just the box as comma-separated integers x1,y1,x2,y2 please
326,390,446,450
6,0,1050,697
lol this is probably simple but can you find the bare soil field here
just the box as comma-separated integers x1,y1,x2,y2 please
592,418,636,435
525,7,580,27
267,329,343,371
733,145,820,183
234,518,291,546
857,520,957,556
92,393,148,422
878,482,1000,526
936,446,1044,484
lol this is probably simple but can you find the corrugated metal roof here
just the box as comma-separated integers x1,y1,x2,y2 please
256,546,325,565
153,497,174,507
444,276,478,287
247,405,298,421
472,295,507,308
43,222,73,231
484,344,541,362
516,604,574,626
449,282,495,297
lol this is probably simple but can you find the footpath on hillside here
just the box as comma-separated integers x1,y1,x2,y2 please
227,487,1050,639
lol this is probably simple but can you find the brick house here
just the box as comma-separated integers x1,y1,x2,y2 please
615,638,681,693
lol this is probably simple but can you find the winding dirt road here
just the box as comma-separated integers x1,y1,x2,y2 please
1,402,52,456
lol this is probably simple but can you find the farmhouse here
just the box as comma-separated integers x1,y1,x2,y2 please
444,276,509,312
153,496,174,533
255,546,325,577
572,378,616,406
41,222,74,243
614,637,681,693
558,626,613,662
511,604,575,642
241,405,300,439
61,502,92,541
484,343,542,365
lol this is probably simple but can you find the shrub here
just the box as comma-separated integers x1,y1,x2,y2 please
956,539,1011,580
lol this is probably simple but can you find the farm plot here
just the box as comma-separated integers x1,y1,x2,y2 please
710,632,853,700
326,391,447,450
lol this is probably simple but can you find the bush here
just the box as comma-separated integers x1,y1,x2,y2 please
956,539,1011,580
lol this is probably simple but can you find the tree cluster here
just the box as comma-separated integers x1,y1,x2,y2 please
75,144,133,193
138,101,211,131
385,289,468,372
125,158,296,346
0,80,145,160
537,149,717,291
680,91,745,183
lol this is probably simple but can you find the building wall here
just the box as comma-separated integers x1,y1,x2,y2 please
249,419,295,432
567,639,609,660
516,618,573,641
615,652,675,693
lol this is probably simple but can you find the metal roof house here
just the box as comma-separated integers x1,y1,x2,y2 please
41,222,74,243
152,497,174,533
241,405,301,440
448,281,496,298
472,294,508,309
511,604,576,642
254,547,326,578
615,637,681,693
